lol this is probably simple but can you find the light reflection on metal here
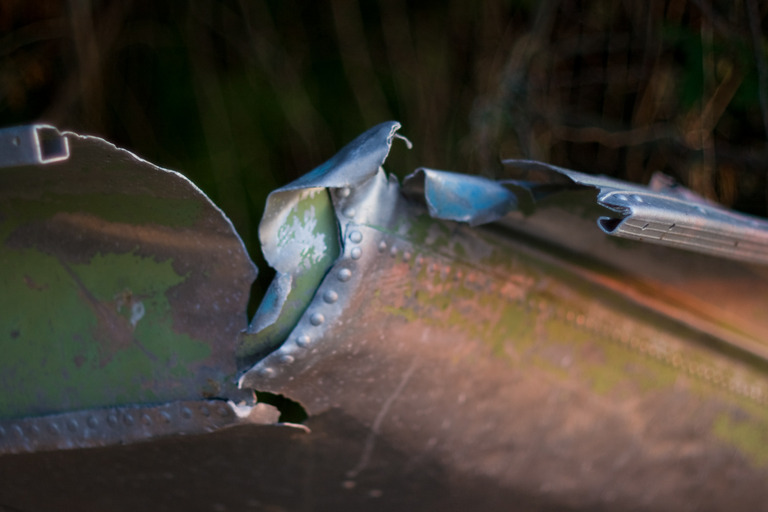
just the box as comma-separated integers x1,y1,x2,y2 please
502,159,768,265
0,127,260,445
3,123,768,510
0,124,70,167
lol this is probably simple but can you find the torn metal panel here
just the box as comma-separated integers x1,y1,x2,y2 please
402,158,768,265
4,122,768,510
0,127,257,437
403,168,517,226
237,121,408,364
242,124,768,509
502,159,768,265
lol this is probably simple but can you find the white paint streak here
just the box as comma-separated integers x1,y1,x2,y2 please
276,204,328,272
130,301,145,328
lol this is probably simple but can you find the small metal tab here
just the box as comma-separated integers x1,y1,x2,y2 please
0,125,69,168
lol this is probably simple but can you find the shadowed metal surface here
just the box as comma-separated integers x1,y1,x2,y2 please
0,126,262,447
2,123,768,510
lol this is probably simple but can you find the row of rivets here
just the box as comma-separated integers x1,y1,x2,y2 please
546,295,768,406
258,230,367,376
0,402,235,450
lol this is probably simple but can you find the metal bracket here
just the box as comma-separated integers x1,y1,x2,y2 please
0,124,70,167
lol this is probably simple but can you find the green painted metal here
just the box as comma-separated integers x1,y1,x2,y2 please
236,187,340,365
0,131,256,420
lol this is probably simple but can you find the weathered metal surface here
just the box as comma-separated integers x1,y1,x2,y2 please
0,399,280,454
2,122,768,510
0,127,258,440
502,159,768,264
403,158,768,264
240,123,768,509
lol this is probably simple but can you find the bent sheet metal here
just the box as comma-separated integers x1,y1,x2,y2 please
2,122,768,510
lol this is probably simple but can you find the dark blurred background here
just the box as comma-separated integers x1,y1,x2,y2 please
2,0,768,265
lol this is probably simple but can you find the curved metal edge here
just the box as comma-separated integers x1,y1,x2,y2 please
238,122,407,365
1,125,262,452
402,168,517,226
0,400,284,455
61,131,255,273
240,222,386,389
500,159,768,265
258,120,403,270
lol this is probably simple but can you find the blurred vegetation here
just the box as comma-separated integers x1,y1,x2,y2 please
2,0,768,281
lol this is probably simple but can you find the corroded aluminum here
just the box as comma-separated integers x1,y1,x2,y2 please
0,127,259,448
0,399,280,454
503,159,768,264
403,159,768,265
4,123,768,510
237,121,406,365
240,124,768,510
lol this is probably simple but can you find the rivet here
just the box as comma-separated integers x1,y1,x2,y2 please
123,414,135,426
280,354,295,364
615,194,628,201
310,312,325,326
182,407,193,419
338,268,352,282
142,414,152,426
403,251,411,262
296,334,311,347
66,419,78,432
378,241,387,252
350,247,362,260
200,406,210,417
323,290,339,303
630,194,644,203
344,207,356,218
338,187,351,198
349,230,362,243
87,416,99,429
107,414,118,427
258,367,275,378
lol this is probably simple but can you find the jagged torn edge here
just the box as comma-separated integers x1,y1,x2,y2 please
246,121,409,347
403,159,768,265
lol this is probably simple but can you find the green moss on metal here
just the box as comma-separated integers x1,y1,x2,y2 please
713,412,768,467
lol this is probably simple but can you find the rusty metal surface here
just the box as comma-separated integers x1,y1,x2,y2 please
0,127,259,444
3,123,768,510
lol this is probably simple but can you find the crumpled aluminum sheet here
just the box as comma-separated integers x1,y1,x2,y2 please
402,159,768,265
4,122,768,511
